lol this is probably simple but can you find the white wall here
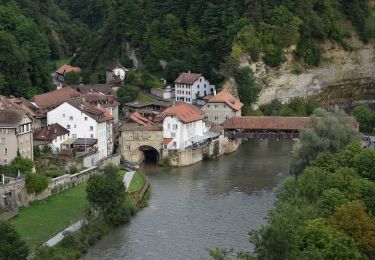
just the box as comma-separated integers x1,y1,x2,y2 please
175,76,216,104
51,133,70,151
47,102,110,159
162,116,206,150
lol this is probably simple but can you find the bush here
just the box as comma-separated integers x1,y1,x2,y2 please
11,156,33,175
25,173,49,194
69,165,79,175
0,221,29,260
264,44,286,68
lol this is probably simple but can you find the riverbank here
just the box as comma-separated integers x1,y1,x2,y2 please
12,183,87,250
28,168,150,259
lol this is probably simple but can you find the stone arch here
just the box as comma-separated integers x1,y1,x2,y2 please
138,145,161,164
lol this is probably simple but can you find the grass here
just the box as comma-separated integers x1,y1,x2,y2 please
12,183,87,250
127,172,146,193
137,92,155,102
54,57,71,69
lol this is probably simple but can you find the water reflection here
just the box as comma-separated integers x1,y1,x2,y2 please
82,139,292,260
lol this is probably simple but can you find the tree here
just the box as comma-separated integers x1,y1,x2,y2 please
64,71,81,85
352,104,375,133
233,25,261,61
0,221,29,260
86,165,130,225
264,44,286,68
10,156,34,175
234,67,260,113
290,109,360,176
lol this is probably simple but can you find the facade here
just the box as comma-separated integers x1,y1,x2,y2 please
154,101,208,150
47,101,114,159
106,62,128,83
201,90,243,125
55,64,81,83
0,109,33,165
33,123,70,151
151,86,175,100
174,72,216,104
123,100,171,118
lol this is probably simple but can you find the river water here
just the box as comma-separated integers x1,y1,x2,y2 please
82,140,293,259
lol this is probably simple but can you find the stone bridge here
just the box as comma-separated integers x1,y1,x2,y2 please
223,116,312,139
120,124,163,164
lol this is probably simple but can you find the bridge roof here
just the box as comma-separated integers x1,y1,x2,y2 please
223,116,311,130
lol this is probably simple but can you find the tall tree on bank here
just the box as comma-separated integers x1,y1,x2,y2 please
290,109,360,176
234,67,261,114
0,221,29,260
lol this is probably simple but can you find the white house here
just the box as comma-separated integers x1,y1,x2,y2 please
154,101,208,150
106,62,128,83
47,101,114,159
33,123,70,152
174,72,216,104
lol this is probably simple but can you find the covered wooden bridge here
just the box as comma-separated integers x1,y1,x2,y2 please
223,116,312,139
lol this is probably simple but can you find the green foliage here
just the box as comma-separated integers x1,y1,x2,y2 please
86,165,131,225
25,173,49,194
290,109,360,176
234,67,260,112
117,85,140,107
352,104,375,134
11,156,33,175
259,98,319,117
246,142,375,260
0,221,29,260
64,71,81,85
264,44,286,68
233,25,260,61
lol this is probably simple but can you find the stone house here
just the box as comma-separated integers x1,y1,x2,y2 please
106,62,128,83
174,72,216,104
0,109,33,165
201,90,243,125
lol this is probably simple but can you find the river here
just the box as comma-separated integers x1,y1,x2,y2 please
82,139,293,259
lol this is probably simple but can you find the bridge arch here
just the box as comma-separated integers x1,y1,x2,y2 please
138,145,160,164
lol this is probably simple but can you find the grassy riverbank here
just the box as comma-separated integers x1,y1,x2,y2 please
12,183,87,250
128,172,146,193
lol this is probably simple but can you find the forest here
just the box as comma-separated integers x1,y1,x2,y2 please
0,0,373,99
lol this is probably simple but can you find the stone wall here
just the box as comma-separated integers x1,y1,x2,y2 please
0,166,98,210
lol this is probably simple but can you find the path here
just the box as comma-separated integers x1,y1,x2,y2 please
45,220,84,247
123,171,135,192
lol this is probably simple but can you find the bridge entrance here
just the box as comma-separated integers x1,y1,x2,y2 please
139,146,160,164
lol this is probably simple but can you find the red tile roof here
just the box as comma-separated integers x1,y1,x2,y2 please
154,101,204,123
129,112,155,126
206,90,243,111
32,87,81,111
0,109,25,127
174,72,202,84
33,123,69,142
163,138,173,145
223,116,311,130
56,64,81,75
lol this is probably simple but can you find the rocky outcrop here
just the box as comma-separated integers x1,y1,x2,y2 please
227,39,375,108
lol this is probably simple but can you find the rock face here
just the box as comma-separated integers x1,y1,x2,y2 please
231,41,375,108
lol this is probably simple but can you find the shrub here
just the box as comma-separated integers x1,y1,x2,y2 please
264,44,286,68
25,173,49,194
11,156,33,175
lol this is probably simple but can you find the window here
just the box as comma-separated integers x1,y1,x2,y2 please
125,145,131,150
66,125,71,129
168,124,171,130
207,104,210,108
62,114,65,118
200,78,202,82
74,124,77,128
90,134,94,138
90,126,94,131
3,159,7,165
173,124,178,130
211,88,214,93
215,104,218,108
215,115,219,121
173,142,177,147
197,85,200,89
226,116,230,119
171,133,176,138
4,148,7,154
69,116,73,121
84,117,88,121
0,138,5,144
72,134,77,139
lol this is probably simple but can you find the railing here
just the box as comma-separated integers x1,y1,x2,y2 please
225,131,300,139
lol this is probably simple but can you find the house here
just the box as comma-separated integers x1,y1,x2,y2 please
174,72,216,104
201,90,243,125
154,101,209,150
0,109,33,165
70,84,120,123
151,86,175,100
55,64,81,83
33,123,70,151
106,62,128,84
0,96,44,130
123,100,171,118
46,100,114,159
